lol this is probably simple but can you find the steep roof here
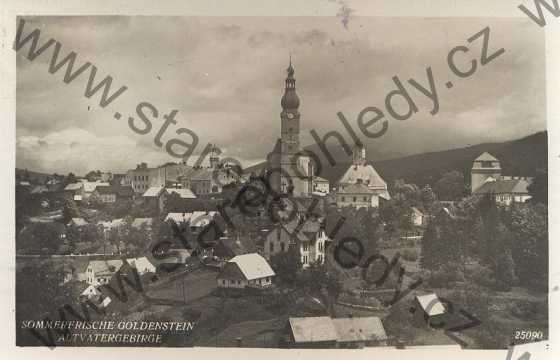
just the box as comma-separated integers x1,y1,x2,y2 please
87,259,123,276
474,179,530,195
68,217,88,227
475,152,499,162
83,181,110,193
142,186,165,197
131,218,153,228
64,183,83,191
332,317,388,343
416,293,446,316
227,253,275,281
166,188,196,199
288,317,338,343
339,164,387,189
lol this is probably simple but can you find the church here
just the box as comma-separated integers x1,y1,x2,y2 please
267,61,313,197
335,142,391,208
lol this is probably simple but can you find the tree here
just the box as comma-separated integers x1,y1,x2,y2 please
66,172,77,184
495,249,517,290
62,198,80,224
509,203,547,289
527,169,547,205
270,248,302,285
434,170,465,201
419,220,439,272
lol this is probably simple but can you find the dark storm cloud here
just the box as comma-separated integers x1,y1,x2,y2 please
16,16,545,175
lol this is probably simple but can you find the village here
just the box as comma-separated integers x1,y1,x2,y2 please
15,62,548,349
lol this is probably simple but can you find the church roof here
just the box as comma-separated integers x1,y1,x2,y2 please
475,152,499,162
339,164,387,189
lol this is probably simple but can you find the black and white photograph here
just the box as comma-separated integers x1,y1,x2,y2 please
4,1,559,357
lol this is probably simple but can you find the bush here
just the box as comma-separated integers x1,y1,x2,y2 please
469,265,495,288
401,249,418,262
509,300,543,321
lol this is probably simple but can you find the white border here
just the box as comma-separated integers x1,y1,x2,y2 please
0,1,557,359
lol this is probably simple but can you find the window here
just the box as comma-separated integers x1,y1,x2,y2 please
270,242,274,253
363,197,368,202
481,161,492,168
353,197,357,202
303,243,309,251
341,196,346,202
277,229,281,241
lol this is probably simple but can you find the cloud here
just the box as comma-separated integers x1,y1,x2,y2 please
16,16,546,175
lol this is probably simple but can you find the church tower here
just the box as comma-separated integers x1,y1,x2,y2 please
352,142,366,167
279,59,301,194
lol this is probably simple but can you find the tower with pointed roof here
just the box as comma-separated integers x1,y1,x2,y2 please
471,152,502,193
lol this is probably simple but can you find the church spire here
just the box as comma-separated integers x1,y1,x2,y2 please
281,57,300,110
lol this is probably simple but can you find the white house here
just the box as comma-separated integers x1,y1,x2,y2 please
85,259,123,285
126,257,157,275
217,253,275,289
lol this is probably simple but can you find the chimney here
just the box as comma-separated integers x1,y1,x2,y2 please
236,337,242,347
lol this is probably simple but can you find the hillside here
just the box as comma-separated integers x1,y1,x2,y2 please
244,131,547,189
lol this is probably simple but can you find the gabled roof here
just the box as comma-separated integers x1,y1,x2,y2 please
98,218,125,229
313,176,329,183
416,293,446,316
131,218,153,228
475,152,499,162
165,212,191,223
142,186,165,197
87,259,123,276
288,317,338,343
166,188,196,199
474,179,530,195
332,317,388,343
83,182,110,193
339,164,387,189
64,183,83,191
68,217,88,227
227,253,275,280
126,257,155,271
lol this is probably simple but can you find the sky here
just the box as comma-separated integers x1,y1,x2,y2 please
16,16,546,175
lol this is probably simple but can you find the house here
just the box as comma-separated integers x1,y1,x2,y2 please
332,316,388,348
261,217,329,267
335,182,375,210
93,185,118,203
131,218,154,232
82,181,110,199
411,207,425,227
64,182,85,201
80,284,101,299
165,188,197,199
282,316,338,348
282,316,388,348
312,176,330,195
165,211,218,230
142,186,167,211
337,143,390,207
413,293,448,328
217,253,275,289
85,259,123,285
474,178,531,206
470,152,532,204
98,218,126,240
67,217,88,227
126,257,156,275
